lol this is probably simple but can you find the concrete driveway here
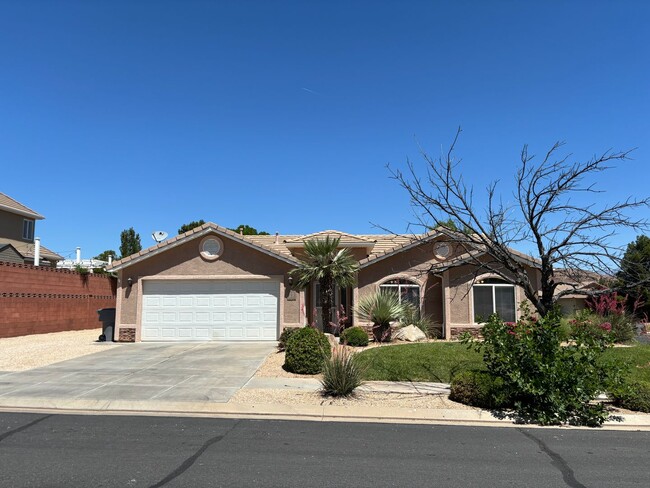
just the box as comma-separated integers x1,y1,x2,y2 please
0,342,275,404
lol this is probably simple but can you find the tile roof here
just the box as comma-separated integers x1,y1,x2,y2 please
107,222,303,271
0,193,44,219
0,238,62,261
107,222,541,272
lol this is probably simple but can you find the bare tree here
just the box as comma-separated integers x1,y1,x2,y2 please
390,128,649,316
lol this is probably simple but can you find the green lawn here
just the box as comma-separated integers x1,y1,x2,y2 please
356,343,483,383
604,344,650,384
357,342,650,384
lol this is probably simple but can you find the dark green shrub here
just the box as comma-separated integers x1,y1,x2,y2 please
449,370,512,409
278,327,300,351
340,326,369,347
284,327,331,374
464,306,625,426
321,346,366,397
611,381,650,413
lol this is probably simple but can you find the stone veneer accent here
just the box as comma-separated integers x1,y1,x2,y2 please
449,326,482,339
119,328,136,342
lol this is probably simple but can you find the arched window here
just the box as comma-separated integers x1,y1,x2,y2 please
473,278,516,322
379,278,420,310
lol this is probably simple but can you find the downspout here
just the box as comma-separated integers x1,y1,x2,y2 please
34,237,41,266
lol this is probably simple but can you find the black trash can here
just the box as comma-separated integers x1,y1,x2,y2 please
97,308,116,342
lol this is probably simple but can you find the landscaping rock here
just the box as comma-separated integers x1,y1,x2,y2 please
394,325,426,342
324,333,339,348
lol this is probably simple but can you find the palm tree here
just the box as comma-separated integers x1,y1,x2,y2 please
290,237,359,334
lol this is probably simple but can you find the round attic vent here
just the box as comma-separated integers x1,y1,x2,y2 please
200,236,223,261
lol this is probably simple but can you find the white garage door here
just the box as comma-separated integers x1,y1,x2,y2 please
141,280,279,341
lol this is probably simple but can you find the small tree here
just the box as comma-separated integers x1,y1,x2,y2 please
119,228,142,258
290,237,358,334
390,128,649,317
617,235,650,318
228,224,270,235
178,220,206,234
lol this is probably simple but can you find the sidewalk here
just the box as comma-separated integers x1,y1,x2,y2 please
1,377,648,430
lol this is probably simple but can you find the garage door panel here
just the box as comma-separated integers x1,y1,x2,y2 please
142,280,279,341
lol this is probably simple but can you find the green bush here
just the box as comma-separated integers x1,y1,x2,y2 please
449,370,512,409
340,326,369,347
611,381,650,413
569,309,635,344
464,306,626,426
284,327,331,374
320,346,366,397
278,327,300,351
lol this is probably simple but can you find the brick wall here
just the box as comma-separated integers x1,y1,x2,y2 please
0,262,117,338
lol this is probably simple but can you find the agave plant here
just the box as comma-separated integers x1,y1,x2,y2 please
356,290,405,342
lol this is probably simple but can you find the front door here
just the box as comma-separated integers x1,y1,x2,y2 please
311,283,350,331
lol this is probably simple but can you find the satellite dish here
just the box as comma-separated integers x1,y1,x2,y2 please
152,231,169,243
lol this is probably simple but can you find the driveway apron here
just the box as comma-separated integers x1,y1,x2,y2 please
0,343,275,404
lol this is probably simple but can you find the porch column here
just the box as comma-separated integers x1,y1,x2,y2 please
442,270,451,339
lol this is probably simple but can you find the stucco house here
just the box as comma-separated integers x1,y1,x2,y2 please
0,192,62,266
107,222,545,342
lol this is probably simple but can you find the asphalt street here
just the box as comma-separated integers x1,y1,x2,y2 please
0,413,648,487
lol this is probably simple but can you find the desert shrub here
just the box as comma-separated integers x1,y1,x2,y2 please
463,306,625,426
284,327,331,374
449,370,512,409
356,290,405,342
584,293,636,343
278,327,300,351
340,326,369,347
611,381,650,413
320,346,366,397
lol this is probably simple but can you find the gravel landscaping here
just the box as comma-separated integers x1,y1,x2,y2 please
0,329,118,371
231,347,474,410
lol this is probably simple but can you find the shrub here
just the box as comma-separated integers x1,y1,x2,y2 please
570,309,635,344
283,327,331,374
449,370,512,409
340,326,369,347
464,306,626,426
320,346,366,397
356,290,405,342
278,327,300,351
611,381,650,413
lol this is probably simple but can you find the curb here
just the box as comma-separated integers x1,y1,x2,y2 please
0,397,648,431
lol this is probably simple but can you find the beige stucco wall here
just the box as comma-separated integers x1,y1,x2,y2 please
356,241,446,331
115,232,301,340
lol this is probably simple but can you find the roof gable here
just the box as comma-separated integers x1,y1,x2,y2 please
0,193,45,219
284,230,375,247
107,222,302,271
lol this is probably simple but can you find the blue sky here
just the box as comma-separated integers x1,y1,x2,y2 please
1,0,648,260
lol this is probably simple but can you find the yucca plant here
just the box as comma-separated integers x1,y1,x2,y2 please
356,290,405,342
320,346,366,397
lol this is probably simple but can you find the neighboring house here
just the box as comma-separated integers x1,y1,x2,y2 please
0,192,62,266
107,222,544,342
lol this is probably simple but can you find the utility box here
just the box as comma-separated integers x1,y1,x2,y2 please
97,308,116,342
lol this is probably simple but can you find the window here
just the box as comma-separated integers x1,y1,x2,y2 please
22,220,34,240
379,278,420,310
473,279,515,322
199,236,223,260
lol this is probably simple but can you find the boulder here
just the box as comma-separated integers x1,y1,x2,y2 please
394,325,426,342
324,333,339,348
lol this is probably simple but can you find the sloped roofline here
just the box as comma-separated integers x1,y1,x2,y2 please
107,222,301,272
359,227,541,269
0,192,45,220
284,229,375,246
